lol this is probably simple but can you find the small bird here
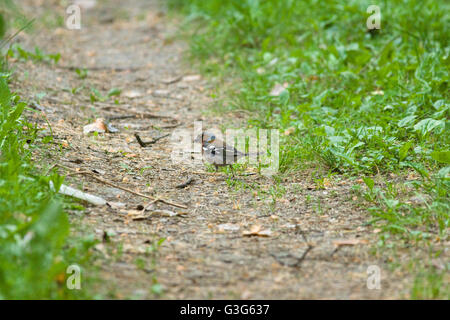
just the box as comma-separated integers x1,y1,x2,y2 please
194,131,262,172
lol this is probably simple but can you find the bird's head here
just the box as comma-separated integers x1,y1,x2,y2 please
194,131,216,145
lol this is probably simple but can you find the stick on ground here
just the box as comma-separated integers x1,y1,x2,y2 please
135,133,170,147
175,177,195,189
57,164,187,209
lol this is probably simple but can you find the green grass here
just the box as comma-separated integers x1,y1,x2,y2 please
0,72,97,299
0,9,96,299
169,0,449,298
7,43,61,64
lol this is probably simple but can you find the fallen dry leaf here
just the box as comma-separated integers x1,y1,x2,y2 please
243,225,272,237
333,239,369,247
269,82,289,97
83,118,118,135
127,210,143,216
131,209,184,221
83,118,107,135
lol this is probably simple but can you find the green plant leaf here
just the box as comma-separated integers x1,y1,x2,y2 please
397,115,416,128
399,141,413,161
362,177,374,191
430,150,450,164
413,118,445,136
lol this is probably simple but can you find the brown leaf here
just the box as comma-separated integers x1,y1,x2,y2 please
243,225,272,237
83,118,107,135
83,118,118,135
333,239,369,247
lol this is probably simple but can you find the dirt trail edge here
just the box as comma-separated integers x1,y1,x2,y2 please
12,0,410,299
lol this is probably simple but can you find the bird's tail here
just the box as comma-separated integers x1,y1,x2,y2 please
243,151,265,157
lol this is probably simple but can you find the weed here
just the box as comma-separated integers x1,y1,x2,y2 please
170,0,450,298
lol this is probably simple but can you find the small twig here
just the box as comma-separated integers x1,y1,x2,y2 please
107,115,137,121
134,133,170,147
57,164,187,209
28,101,46,112
270,246,313,268
105,113,172,120
65,170,92,177
175,177,195,189
144,199,160,210
292,246,313,267
151,121,181,129
45,163,58,176
271,227,314,267
330,247,341,257
161,75,183,85
107,111,172,120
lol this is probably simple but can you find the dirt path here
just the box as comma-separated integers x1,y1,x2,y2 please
11,0,410,299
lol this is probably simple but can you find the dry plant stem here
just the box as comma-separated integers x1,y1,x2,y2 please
134,133,170,147
144,199,159,210
161,75,183,84
175,177,195,189
65,170,92,177
293,246,313,267
151,122,181,129
57,164,187,209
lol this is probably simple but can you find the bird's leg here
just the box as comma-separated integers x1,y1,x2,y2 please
229,165,235,178
214,164,219,172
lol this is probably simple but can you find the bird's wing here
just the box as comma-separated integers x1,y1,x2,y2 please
203,144,244,165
